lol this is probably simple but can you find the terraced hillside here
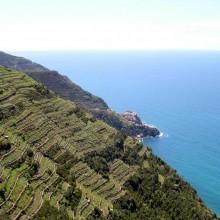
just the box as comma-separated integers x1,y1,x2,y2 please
0,51,108,111
0,66,218,220
0,51,159,138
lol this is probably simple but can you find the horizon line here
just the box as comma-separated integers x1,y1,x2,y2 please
6,49,220,53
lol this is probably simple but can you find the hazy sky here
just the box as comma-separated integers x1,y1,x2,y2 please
1,0,220,51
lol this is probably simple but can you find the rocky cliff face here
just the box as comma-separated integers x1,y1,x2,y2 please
0,51,160,138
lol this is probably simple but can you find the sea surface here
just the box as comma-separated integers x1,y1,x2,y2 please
13,50,220,215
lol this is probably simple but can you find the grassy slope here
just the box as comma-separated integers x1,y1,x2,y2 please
0,66,218,220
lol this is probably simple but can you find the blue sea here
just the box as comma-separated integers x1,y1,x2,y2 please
12,50,220,215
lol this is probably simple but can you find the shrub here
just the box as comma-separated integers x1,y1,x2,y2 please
88,207,104,220
85,155,109,178
28,161,40,177
0,138,11,151
27,148,34,157
33,201,70,220
63,186,82,211
0,189,6,201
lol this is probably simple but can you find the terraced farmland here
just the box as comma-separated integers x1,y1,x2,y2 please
109,159,138,185
0,66,217,220
0,66,142,219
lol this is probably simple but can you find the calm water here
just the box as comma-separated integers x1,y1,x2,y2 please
13,50,220,215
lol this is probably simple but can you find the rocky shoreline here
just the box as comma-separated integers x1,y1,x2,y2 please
120,111,160,139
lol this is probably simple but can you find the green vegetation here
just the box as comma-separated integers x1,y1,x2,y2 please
110,154,219,220
85,156,109,179
0,138,11,152
33,201,70,220
0,65,218,219
0,51,160,138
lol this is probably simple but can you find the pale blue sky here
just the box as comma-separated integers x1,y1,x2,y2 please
1,0,220,50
